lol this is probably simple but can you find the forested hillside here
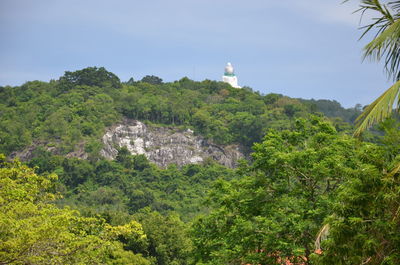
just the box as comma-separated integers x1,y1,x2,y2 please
1,67,399,264
0,67,354,158
299,98,361,123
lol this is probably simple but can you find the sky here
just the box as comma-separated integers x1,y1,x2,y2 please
0,0,393,108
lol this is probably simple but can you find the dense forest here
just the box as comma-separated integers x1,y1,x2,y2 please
1,67,399,265
0,66,360,157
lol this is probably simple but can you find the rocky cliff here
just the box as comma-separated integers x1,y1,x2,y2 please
11,119,245,168
100,119,244,168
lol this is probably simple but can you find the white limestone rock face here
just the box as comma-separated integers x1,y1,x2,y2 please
100,119,244,168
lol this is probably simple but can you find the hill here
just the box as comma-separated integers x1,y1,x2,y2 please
1,67,399,265
299,98,361,123
0,67,355,161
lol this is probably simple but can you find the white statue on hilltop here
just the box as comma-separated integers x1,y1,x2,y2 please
222,62,241,88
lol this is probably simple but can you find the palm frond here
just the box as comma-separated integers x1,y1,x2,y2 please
388,1,400,13
359,0,394,24
354,79,400,136
315,224,330,251
355,0,400,80
387,162,400,177
363,19,400,80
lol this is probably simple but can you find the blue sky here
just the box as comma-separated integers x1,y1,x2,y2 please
0,0,392,107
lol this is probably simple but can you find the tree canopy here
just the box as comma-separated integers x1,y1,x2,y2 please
191,117,362,264
0,154,150,265
59,66,122,91
0,67,355,159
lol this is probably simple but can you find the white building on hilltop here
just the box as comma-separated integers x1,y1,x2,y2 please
222,62,241,88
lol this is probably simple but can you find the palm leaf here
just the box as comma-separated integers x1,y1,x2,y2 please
315,224,330,251
356,0,400,80
388,162,400,177
352,1,400,134
363,19,400,80
354,79,400,136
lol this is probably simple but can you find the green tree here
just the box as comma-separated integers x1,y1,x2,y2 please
191,117,370,265
313,119,400,265
141,75,163,85
59,67,122,91
0,155,150,265
134,210,192,265
126,77,135,85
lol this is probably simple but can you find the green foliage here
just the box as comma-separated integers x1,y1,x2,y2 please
59,66,122,91
0,66,342,158
263,93,283,105
300,99,361,123
141,75,163,85
357,0,400,81
351,0,400,134
0,76,120,158
134,210,192,265
25,148,234,223
313,119,400,265
0,155,150,265
190,116,373,265
17,148,235,264
23,147,226,264
355,79,400,135
0,66,380,265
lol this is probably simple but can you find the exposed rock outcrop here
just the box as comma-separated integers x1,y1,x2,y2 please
11,119,244,168
100,119,244,168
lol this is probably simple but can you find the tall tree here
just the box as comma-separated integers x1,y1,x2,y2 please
59,67,122,90
141,75,163,85
191,117,366,265
314,119,400,265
